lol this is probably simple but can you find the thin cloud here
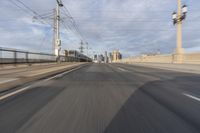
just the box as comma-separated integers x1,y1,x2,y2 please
0,0,200,57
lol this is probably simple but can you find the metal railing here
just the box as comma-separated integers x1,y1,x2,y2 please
0,47,92,64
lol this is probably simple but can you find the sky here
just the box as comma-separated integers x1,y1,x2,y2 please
0,0,200,57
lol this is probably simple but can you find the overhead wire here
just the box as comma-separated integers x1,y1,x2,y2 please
7,0,56,53
61,4,88,43
6,0,200,53
8,0,34,17
10,0,53,26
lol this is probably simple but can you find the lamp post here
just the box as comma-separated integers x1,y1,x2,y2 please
172,0,187,63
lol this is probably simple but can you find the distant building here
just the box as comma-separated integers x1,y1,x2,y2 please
92,51,122,63
112,50,122,62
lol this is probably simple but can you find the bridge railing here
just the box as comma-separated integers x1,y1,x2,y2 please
0,47,57,64
0,47,92,64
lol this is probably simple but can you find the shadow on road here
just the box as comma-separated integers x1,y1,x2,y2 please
0,86,65,133
104,75,200,133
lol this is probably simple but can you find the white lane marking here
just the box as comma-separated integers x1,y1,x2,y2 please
44,66,82,82
0,86,31,101
0,78,18,84
0,66,83,101
183,93,200,102
118,67,128,72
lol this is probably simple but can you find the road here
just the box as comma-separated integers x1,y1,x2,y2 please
0,63,200,133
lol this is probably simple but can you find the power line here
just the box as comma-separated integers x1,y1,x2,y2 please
73,18,199,23
15,0,40,16
73,28,200,32
61,4,88,43
8,0,34,17
10,0,52,26
61,19,85,40
60,20,70,32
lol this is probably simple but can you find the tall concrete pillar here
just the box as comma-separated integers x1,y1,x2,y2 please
174,0,184,63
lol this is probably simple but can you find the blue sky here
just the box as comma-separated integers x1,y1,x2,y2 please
0,0,200,57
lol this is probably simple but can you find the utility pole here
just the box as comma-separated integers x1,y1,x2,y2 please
172,0,188,63
79,40,84,54
86,42,88,62
53,9,56,54
54,0,63,62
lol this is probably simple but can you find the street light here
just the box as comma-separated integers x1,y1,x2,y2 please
172,4,188,25
171,0,188,63
172,12,177,25
182,5,188,14
56,0,63,7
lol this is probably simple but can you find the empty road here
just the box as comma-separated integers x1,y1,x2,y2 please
0,63,200,133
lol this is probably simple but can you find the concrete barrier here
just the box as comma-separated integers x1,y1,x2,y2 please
117,52,200,65
183,53,200,64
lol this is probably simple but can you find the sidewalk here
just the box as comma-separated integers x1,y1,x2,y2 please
0,62,57,70
0,62,87,92
129,63,200,74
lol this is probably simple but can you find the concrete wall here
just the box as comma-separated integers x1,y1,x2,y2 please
117,52,200,64
183,53,200,64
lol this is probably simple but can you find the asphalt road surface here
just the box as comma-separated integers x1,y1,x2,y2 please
0,63,200,133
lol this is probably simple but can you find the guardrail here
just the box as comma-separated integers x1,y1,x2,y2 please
0,47,91,64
